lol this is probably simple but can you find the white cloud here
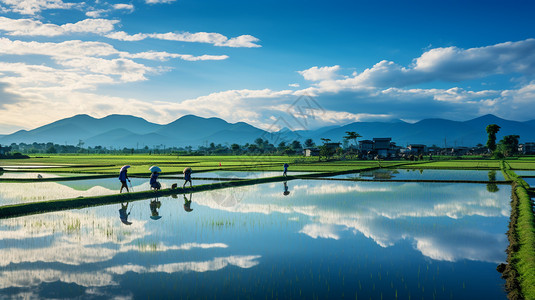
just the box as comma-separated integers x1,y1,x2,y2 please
0,38,229,93
299,65,341,81
126,51,228,61
106,30,261,48
288,83,300,87
301,39,535,93
0,0,77,15
145,0,176,3
113,4,134,11
104,30,146,41
0,17,118,36
85,9,108,18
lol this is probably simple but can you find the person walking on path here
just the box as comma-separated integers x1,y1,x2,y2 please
119,165,131,193
150,172,161,191
283,163,289,177
183,167,193,188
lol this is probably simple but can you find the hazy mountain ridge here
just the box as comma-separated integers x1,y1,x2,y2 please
314,114,535,147
1,114,534,148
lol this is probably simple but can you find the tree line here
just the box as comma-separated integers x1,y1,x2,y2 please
2,138,318,156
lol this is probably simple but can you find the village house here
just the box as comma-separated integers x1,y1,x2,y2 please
303,148,320,156
520,142,535,154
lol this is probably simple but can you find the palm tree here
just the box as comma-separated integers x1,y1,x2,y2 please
343,131,362,147
343,131,362,159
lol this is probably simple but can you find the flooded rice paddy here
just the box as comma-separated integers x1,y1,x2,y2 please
193,170,309,179
514,170,535,177
0,172,91,179
0,171,511,299
331,169,506,181
0,177,216,206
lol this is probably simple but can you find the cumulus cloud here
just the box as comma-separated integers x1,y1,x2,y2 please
113,4,134,11
106,31,261,48
302,39,535,93
299,65,341,81
0,16,260,48
0,38,230,93
145,0,177,3
126,51,228,61
0,0,77,15
0,17,118,36
85,9,108,18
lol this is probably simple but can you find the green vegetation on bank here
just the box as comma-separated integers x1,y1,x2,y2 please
501,163,535,299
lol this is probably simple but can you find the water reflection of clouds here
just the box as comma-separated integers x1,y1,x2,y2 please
0,255,261,291
0,269,116,289
0,209,260,294
292,182,392,194
0,179,200,205
192,180,510,263
106,255,261,275
0,212,233,266
299,224,339,240
414,229,506,263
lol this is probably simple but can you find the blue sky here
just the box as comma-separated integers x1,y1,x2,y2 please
0,0,534,134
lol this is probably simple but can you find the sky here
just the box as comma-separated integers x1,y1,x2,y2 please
0,0,534,134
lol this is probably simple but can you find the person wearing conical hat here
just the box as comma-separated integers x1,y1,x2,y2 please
119,165,131,193
183,167,192,188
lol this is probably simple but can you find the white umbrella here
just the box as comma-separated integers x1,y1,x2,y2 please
149,165,162,173
120,165,130,172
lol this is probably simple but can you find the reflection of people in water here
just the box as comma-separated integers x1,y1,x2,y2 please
150,199,162,220
283,181,290,196
150,172,161,190
183,193,194,212
119,202,132,225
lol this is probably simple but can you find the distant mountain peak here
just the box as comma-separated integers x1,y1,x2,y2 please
466,114,503,122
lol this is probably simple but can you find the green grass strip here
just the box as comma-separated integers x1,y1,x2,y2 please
500,164,535,300
513,183,535,300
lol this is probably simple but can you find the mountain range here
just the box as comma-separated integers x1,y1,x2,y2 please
1,114,534,148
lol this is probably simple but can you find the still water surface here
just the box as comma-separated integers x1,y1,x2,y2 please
0,177,216,206
331,169,506,181
0,180,509,299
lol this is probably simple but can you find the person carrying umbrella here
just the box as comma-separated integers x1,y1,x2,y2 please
183,167,193,188
149,165,162,191
119,165,131,193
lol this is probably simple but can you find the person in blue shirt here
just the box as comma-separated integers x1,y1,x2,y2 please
283,163,289,177
150,172,161,191
119,167,130,193
183,167,193,188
